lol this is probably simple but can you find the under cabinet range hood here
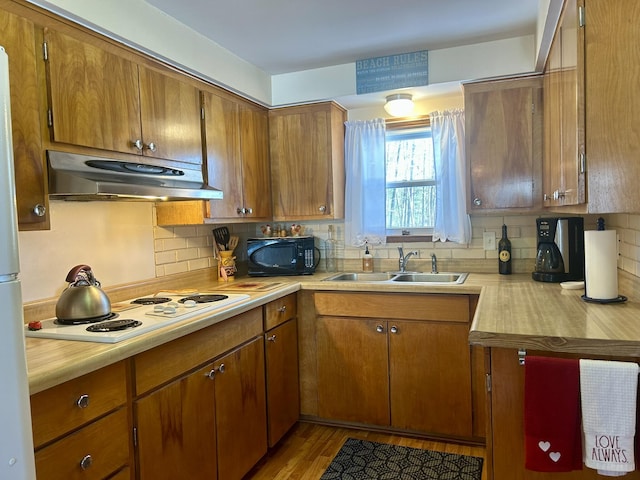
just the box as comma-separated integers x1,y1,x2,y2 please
47,150,223,201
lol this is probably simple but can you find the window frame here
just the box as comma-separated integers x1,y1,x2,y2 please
385,116,435,243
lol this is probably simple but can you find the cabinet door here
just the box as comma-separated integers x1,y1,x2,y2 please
203,89,242,217
265,318,300,447
316,316,390,426
465,77,542,211
269,103,345,220
559,0,585,205
138,66,202,165
1,10,47,230
44,29,141,154
389,320,473,437
239,101,272,220
215,337,267,480
542,25,563,206
135,363,217,480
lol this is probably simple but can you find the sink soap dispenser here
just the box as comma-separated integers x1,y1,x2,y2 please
362,243,374,272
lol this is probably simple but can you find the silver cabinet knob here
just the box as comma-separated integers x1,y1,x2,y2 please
79,454,93,470
318,205,327,213
473,198,482,206
217,363,225,374
278,306,286,313
237,208,245,215
390,326,398,334
76,394,90,409
205,369,216,380
144,142,157,152
376,324,384,333
267,334,277,342
132,139,143,151
33,204,46,217
245,207,253,214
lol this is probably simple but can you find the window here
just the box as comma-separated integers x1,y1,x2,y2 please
385,120,435,236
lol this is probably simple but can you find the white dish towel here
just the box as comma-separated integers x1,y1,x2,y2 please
580,359,639,476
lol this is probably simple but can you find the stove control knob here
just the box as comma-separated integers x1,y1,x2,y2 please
183,300,197,308
163,306,177,315
76,394,90,409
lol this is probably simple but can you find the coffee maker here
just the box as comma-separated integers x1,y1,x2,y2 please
532,217,584,282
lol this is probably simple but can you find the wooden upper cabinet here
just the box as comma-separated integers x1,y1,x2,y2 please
1,10,48,230
44,29,202,165
138,66,202,165
464,75,543,213
542,0,586,207
156,90,271,225
203,89,271,221
44,29,141,154
269,102,345,221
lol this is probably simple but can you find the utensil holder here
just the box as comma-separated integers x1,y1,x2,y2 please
218,250,237,281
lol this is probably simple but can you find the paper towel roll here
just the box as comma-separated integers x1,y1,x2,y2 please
584,230,618,300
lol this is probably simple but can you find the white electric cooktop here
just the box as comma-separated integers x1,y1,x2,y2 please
24,292,250,343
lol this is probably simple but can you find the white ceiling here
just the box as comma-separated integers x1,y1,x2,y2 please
145,0,539,75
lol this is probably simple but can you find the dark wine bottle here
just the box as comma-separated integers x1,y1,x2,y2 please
498,224,512,275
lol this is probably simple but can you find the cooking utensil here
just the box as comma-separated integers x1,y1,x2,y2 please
55,264,111,321
228,235,239,252
213,226,230,250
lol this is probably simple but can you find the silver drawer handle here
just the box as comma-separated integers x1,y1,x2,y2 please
267,334,277,342
278,306,287,313
76,394,90,409
80,454,93,470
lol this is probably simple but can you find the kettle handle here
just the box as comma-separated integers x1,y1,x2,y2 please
65,264,93,283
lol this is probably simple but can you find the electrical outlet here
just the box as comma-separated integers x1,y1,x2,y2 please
483,232,496,251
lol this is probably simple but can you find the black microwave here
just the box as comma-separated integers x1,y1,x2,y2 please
247,236,319,276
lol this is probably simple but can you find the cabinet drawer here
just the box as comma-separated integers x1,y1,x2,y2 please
31,361,127,448
264,293,297,330
35,408,129,480
314,292,470,323
134,307,263,395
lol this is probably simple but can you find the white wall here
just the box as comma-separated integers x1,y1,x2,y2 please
18,202,156,302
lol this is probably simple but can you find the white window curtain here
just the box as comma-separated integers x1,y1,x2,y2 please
430,109,472,244
344,118,387,246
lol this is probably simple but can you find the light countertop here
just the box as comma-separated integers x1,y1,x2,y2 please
23,269,640,394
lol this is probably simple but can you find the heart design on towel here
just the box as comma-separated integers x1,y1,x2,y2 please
538,441,551,452
549,452,562,462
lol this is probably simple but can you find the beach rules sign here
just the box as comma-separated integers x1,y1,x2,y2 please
356,50,428,94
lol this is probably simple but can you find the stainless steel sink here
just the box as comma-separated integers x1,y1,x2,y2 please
323,272,397,282
323,271,468,284
391,272,468,284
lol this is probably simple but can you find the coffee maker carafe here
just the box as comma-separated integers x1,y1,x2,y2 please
532,217,584,282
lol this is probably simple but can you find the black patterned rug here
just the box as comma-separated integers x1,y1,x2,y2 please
320,438,483,480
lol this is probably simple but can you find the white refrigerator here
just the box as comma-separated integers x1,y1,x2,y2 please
0,46,37,479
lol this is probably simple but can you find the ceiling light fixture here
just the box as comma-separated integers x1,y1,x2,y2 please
384,93,414,117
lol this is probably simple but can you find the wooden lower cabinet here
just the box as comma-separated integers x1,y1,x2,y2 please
35,408,129,480
314,292,474,439
30,361,130,479
265,318,300,447
135,363,217,479
215,337,267,480
134,335,267,480
488,348,640,480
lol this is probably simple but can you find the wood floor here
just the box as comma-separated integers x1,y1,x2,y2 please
246,422,487,480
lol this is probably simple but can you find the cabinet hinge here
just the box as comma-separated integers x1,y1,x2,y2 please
485,373,492,392
201,106,205,121
47,109,53,128
133,427,138,447
579,5,585,27
42,41,48,61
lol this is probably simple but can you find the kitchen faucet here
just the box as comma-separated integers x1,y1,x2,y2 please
431,253,438,274
398,247,418,273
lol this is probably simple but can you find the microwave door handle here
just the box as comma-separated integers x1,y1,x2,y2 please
313,246,321,269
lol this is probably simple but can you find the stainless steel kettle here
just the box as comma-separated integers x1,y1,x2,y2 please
55,265,111,322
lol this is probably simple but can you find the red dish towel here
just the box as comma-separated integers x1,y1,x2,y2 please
524,356,583,472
